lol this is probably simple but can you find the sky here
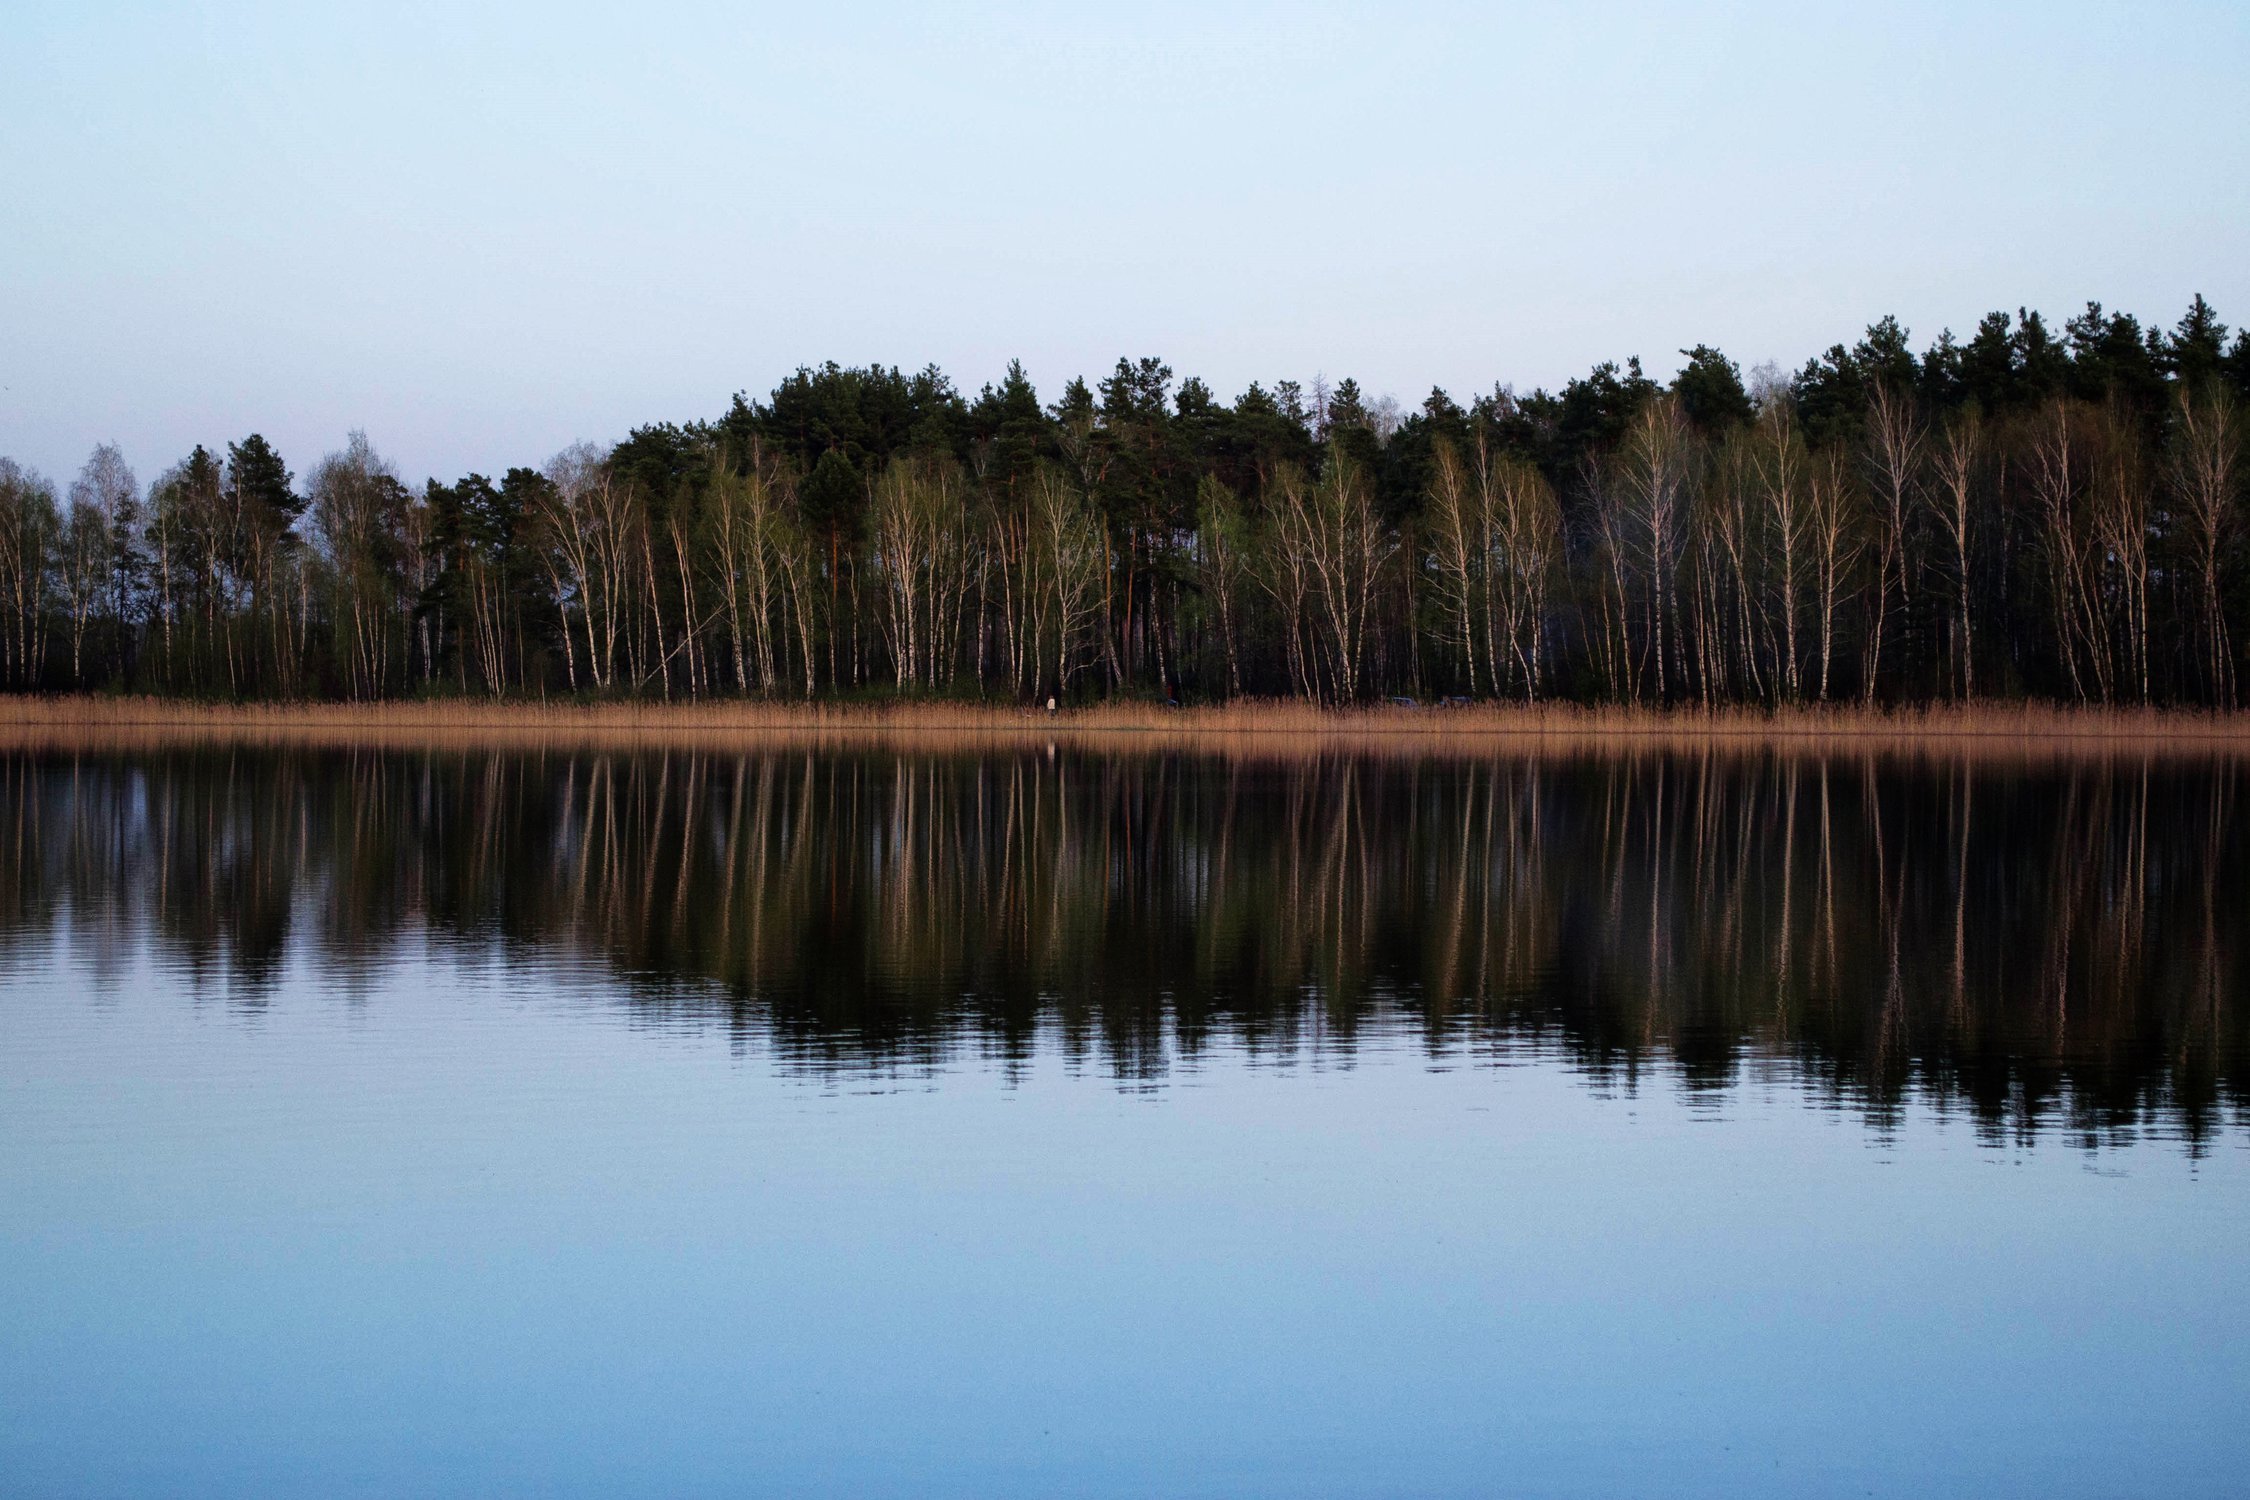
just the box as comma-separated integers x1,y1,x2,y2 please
3,0,2246,489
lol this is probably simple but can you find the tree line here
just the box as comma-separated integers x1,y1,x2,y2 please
4,295,2247,707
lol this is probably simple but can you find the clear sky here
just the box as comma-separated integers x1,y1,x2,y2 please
3,1,2245,487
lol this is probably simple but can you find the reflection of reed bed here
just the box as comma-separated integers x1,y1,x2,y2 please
6,694,2250,762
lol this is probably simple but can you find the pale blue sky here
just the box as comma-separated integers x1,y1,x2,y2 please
3,1,2245,486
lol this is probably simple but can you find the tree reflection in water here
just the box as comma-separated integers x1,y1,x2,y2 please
3,743,2243,1147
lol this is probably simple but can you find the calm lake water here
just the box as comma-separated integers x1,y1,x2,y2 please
2,741,2246,1498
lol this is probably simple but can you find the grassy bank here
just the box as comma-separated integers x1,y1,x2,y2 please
4,694,2249,760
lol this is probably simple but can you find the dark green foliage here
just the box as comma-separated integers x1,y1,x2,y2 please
968,360,1051,500
1092,356,1184,533
226,434,296,530
2064,303,2165,408
1673,345,1753,436
1375,388,1471,525
1796,318,1924,443
757,361,969,472
1954,311,2022,412
608,422,707,517
2226,331,2250,402
2168,294,2231,393
798,448,864,539
1212,382,1315,494
1321,377,1384,476
1546,357,1659,481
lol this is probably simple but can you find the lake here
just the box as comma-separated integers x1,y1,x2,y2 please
2,739,2246,1497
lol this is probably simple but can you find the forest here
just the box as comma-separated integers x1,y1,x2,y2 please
4,296,2248,708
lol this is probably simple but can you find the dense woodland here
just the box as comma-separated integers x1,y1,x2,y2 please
5,297,2249,708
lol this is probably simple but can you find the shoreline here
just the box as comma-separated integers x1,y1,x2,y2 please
5,695,2250,759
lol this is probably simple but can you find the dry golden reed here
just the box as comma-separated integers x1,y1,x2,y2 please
4,694,2249,763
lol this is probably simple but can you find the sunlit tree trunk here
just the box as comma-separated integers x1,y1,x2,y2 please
1425,438,1482,696
1808,448,1865,702
1861,383,1924,703
2169,386,2239,707
1753,400,1811,702
1929,415,1981,701
1196,475,1249,699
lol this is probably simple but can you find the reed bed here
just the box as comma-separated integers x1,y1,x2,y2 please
5,694,2250,763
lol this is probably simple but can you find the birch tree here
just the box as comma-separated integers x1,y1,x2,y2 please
1292,448,1390,703
1425,437,1484,694
1195,474,1251,698
1928,414,1982,700
1488,450,1560,700
1617,397,1694,702
1753,398,1812,701
1861,383,1924,701
0,461,57,687
2169,385,2241,706
1029,464,1104,700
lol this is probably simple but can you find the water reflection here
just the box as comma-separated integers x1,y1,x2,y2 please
3,743,2244,1144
